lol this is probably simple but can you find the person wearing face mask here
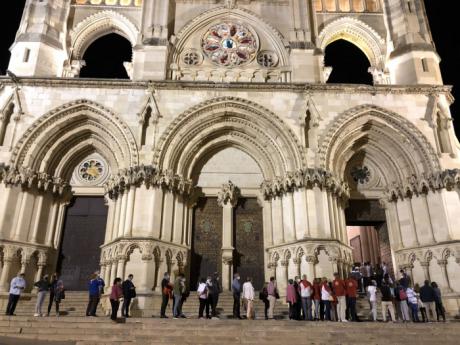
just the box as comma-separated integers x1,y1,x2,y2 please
160,272,172,318
232,273,242,319
173,273,186,319
207,272,221,319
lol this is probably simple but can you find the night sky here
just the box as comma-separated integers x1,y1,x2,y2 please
0,1,458,137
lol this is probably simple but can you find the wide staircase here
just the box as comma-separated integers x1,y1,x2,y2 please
1,292,459,345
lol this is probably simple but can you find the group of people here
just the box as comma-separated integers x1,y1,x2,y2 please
5,267,448,323
5,272,64,317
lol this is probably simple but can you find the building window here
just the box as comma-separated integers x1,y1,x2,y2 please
23,48,30,63
421,58,429,72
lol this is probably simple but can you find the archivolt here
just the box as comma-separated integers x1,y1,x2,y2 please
70,10,138,60
154,97,305,181
318,17,386,68
170,6,289,68
11,99,138,179
317,104,440,184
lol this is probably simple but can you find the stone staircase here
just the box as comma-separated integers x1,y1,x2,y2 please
0,315,459,345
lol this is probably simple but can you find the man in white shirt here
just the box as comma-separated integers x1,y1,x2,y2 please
367,280,378,321
242,277,255,319
6,272,26,316
299,274,313,320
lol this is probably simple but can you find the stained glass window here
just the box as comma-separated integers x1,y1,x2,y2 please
78,159,105,182
201,23,258,67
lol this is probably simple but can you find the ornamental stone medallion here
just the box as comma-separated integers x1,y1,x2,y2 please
201,22,258,67
71,153,110,186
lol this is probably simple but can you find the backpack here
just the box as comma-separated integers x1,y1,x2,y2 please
399,288,407,300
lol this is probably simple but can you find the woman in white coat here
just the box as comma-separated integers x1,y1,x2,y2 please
242,277,255,319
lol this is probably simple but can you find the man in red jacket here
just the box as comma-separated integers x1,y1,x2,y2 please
346,274,359,321
332,272,347,322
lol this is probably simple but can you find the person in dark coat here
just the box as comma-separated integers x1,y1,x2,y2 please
47,273,58,317
419,280,437,322
207,272,221,318
121,274,136,317
231,273,242,319
159,272,172,318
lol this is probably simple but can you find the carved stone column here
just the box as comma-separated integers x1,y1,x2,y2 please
116,256,127,280
305,255,317,280
293,258,302,278
217,181,239,291
277,260,289,295
437,260,453,293
110,260,117,286
0,255,14,292
138,253,155,294
420,261,431,281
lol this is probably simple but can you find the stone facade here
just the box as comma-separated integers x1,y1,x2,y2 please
1,0,460,316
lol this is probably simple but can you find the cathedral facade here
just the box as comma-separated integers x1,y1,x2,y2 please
1,0,460,315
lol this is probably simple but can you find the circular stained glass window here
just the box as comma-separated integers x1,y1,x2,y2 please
201,23,258,67
78,159,105,183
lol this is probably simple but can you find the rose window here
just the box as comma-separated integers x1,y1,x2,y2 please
78,159,104,182
201,23,258,67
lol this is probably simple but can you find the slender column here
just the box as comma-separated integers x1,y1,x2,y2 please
305,255,316,279
117,193,128,238
123,188,136,238
217,181,239,291
30,194,44,243
110,260,117,285
53,203,68,249
437,260,453,293
406,198,420,247
329,257,338,274
45,201,59,246
20,259,29,275
34,263,45,283
138,254,155,294
420,262,431,281
155,259,168,292
293,258,302,277
100,264,106,287
112,197,122,240
277,260,289,295
116,256,126,280
13,192,32,241
104,199,116,244
0,256,14,292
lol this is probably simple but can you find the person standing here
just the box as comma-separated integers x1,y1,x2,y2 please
109,278,123,322
406,286,420,322
260,282,269,320
332,273,347,322
33,274,49,317
299,275,313,321
286,279,297,320
53,278,65,317
267,277,278,319
121,274,136,318
367,280,378,321
431,282,446,322
320,277,332,321
173,273,185,319
197,278,209,319
419,280,437,322
232,273,242,319
242,277,255,319
414,283,427,322
395,282,410,322
47,273,58,317
345,274,358,321
86,273,99,316
159,272,172,318
5,272,26,316
380,281,396,322
312,278,321,321
208,272,221,319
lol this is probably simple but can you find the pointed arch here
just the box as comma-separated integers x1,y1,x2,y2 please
11,99,138,180
154,97,305,182
317,104,440,185
71,10,138,60
318,17,386,68
169,6,289,69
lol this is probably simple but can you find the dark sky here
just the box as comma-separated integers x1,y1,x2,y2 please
0,0,458,136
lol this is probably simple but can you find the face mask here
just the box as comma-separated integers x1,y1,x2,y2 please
237,277,240,280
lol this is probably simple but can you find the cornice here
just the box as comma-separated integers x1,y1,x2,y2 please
0,77,453,95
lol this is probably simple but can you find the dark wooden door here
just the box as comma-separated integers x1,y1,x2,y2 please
190,197,222,290
233,198,265,290
57,197,107,291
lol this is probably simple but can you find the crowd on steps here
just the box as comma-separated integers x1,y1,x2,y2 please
4,265,447,324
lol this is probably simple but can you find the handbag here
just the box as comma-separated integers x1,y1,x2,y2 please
275,291,280,300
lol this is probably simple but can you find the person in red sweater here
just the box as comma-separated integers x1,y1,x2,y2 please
109,278,123,322
312,278,322,321
333,272,347,322
346,275,359,321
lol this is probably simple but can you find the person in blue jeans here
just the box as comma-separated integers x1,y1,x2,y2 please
173,273,186,319
86,272,105,316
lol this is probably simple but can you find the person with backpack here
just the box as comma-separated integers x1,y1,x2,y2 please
159,272,172,318
197,277,209,319
395,282,410,322
121,274,136,317
380,281,396,322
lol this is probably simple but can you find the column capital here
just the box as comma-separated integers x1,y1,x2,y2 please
305,255,317,264
420,261,430,267
280,260,289,267
293,258,301,265
141,254,153,261
437,259,448,267
217,180,240,207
